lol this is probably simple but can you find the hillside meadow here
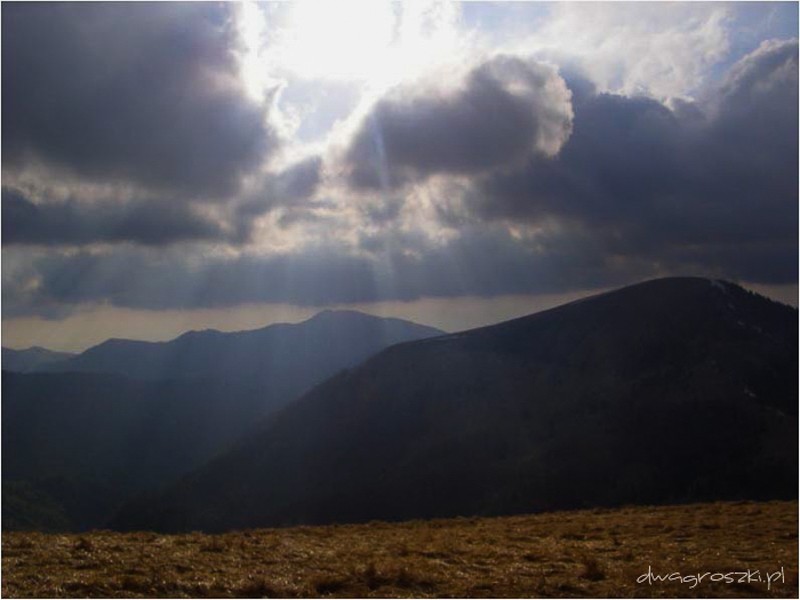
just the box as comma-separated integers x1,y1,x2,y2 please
2,500,797,598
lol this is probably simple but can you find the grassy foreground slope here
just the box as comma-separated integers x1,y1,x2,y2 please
3,501,797,598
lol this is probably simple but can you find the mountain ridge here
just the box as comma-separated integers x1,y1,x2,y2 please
2,346,76,373
112,277,798,532
3,311,444,531
37,310,443,385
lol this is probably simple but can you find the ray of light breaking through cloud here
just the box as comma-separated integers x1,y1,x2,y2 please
2,1,797,349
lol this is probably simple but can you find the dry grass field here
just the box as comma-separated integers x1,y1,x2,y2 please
2,500,797,598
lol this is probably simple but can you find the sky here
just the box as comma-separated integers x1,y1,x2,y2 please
2,1,798,352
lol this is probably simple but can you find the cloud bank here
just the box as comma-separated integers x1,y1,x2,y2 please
3,2,276,199
344,56,573,189
2,3,796,321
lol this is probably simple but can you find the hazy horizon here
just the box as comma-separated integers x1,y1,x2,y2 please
3,278,796,353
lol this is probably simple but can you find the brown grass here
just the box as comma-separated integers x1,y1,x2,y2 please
2,500,797,598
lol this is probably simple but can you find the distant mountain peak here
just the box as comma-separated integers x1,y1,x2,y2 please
31,311,443,384
306,309,359,320
3,345,67,354
2,346,77,373
307,309,380,321
174,328,225,341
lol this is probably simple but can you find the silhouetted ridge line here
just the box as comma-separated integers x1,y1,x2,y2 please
111,277,798,533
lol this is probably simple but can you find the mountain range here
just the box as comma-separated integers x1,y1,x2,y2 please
2,311,443,531
2,346,76,373
110,278,798,533
31,310,442,397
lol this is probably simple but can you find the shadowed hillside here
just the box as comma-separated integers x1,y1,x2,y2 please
2,372,273,531
2,311,443,531
113,277,798,532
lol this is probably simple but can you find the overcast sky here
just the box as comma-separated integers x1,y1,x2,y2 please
2,1,797,351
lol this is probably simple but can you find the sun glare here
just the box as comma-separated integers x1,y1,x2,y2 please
233,0,462,92
281,1,396,83
236,1,270,101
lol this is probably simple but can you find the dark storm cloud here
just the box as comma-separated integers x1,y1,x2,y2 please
3,212,788,319
474,91,686,223
470,39,798,284
236,156,323,220
2,225,657,318
3,39,797,320
2,158,322,250
2,247,380,316
705,39,798,187
2,188,237,247
344,55,572,190
2,2,276,198
716,38,798,128
273,156,323,202
361,197,405,225
233,156,324,239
